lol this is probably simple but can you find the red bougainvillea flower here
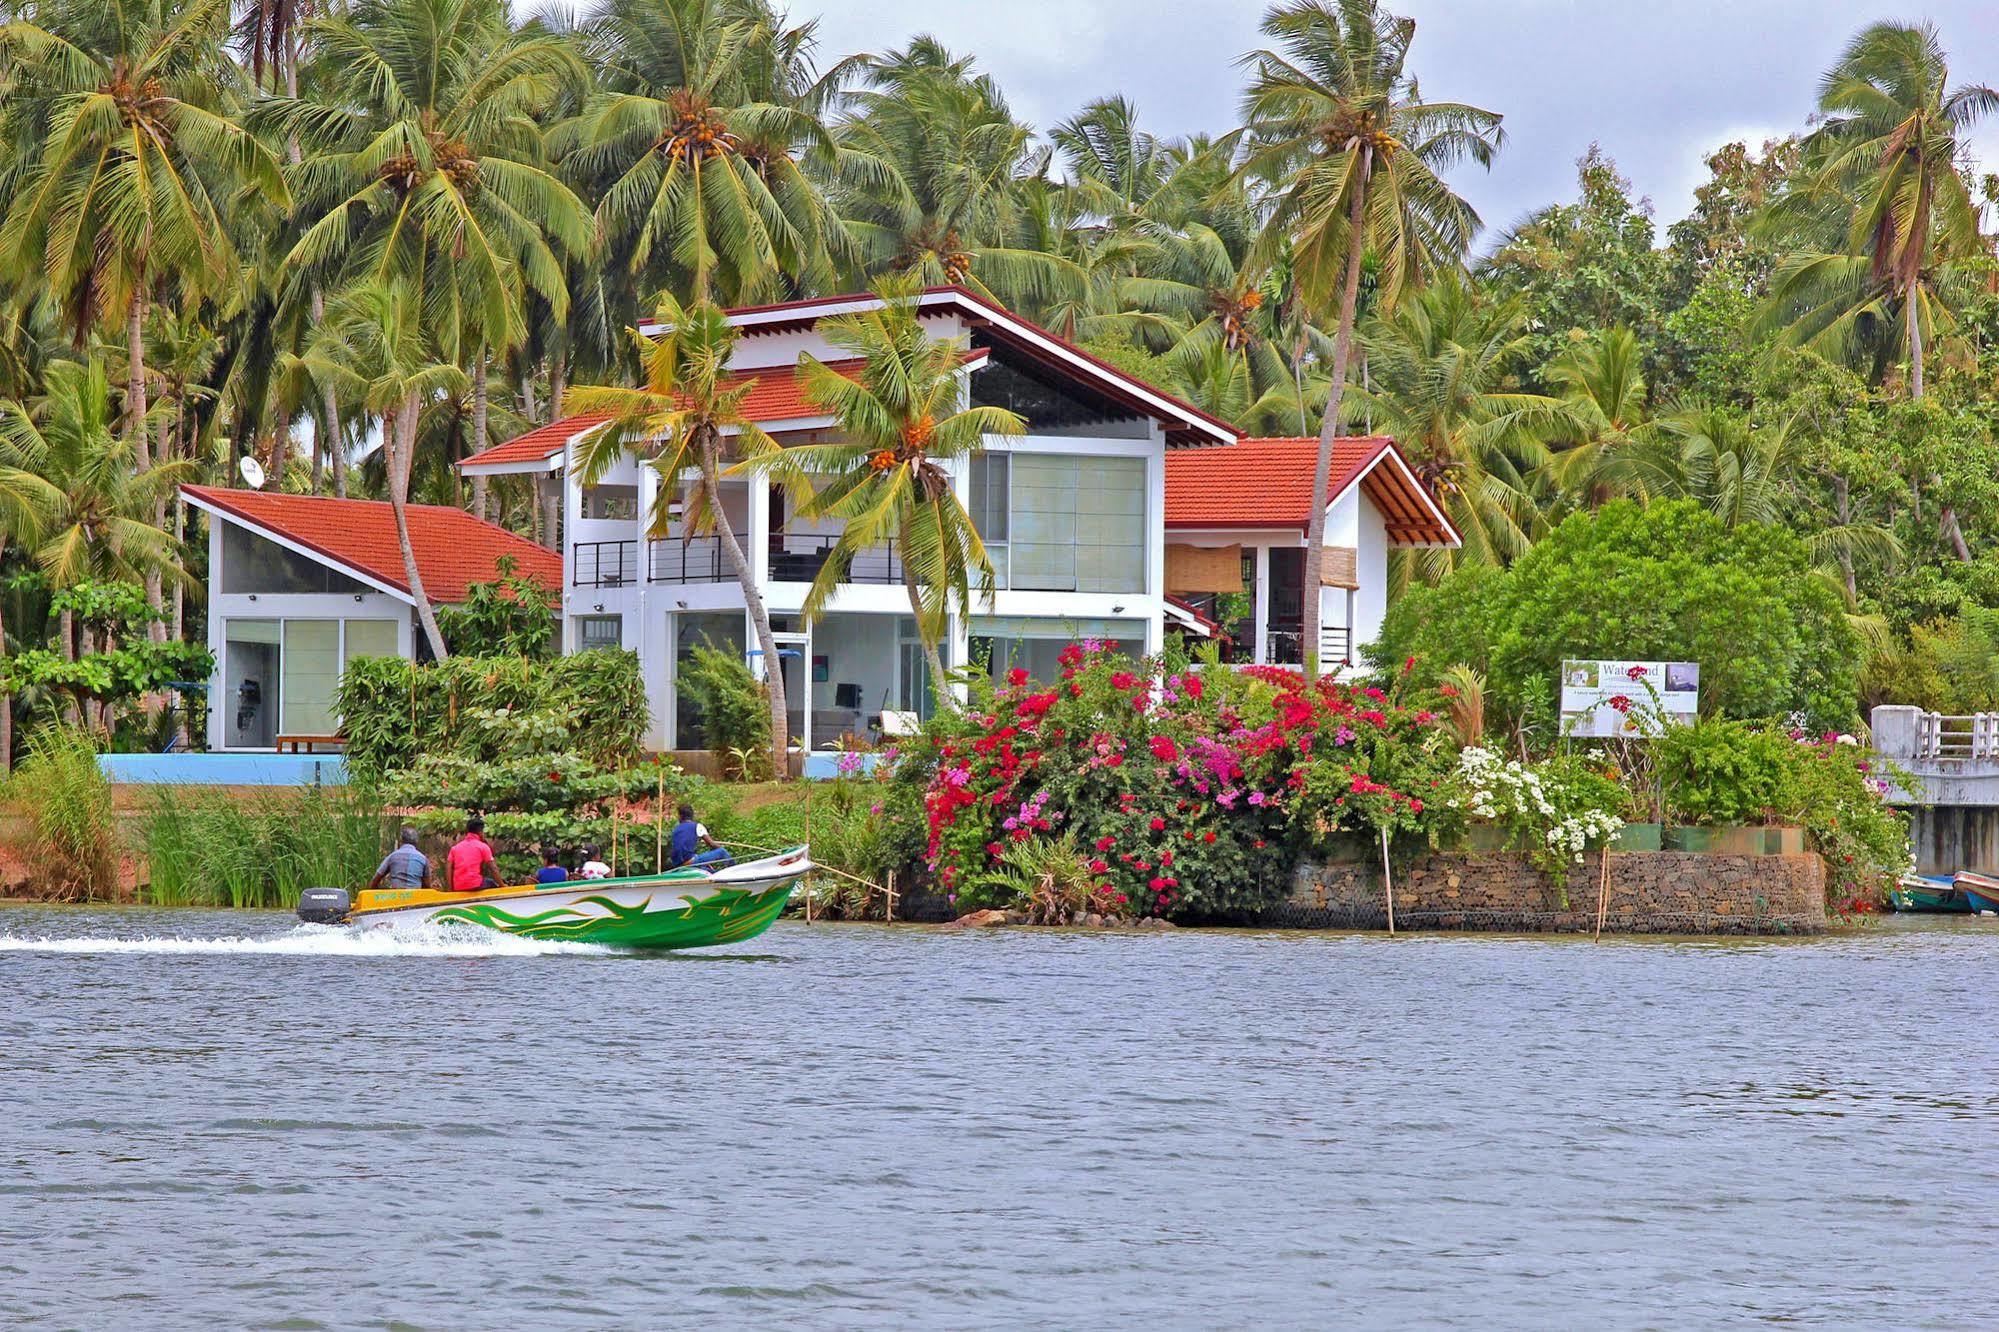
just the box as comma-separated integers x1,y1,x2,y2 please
1006,667,1029,688
1626,664,1648,680
547,771,563,782
1183,674,1203,700
1090,859,1110,874
1148,876,1166,891
1111,671,1139,691
1094,835,1115,853
1607,695,1632,715
1057,644,1084,668
1203,830,1216,843
1149,816,1167,832
1149,735,1178,762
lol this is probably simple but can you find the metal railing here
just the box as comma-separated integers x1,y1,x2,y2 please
1914,711,1999,761
572,540,638,588
648,536,729,584
767,535,903,585
1262,626,1351,669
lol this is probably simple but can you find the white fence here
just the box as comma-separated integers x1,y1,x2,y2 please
1912,711,1999,762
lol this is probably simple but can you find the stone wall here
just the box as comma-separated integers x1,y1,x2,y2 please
1260,850,1828,935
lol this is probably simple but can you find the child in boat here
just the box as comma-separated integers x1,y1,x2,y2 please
578,846,611,880
668,804,733,869
535,847,568,885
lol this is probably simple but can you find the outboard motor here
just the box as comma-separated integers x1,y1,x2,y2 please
297,886,351,925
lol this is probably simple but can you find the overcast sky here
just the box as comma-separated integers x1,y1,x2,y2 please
791,0,1999,243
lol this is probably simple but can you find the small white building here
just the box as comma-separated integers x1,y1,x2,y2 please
459,287,1240,753
181,485,561,750
1163,436,1460,670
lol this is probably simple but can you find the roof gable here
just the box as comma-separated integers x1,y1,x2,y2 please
182,485,563,604
1163,436,1460,547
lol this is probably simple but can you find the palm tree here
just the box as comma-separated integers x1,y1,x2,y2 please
1623,405,1799,531
1540,327,1651,509
1345,275,1557,583
1236,0,1502,676
560,0,850,305
272,0,591,463
829,38,1076,306
0,0,287,622
566,295,793,768
771,283,1025,708
298,282,465,660
1761,22,1997,402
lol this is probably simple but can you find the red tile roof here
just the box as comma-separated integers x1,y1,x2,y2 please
1164,436,1460,546
182,485,563,604
460,358,886,470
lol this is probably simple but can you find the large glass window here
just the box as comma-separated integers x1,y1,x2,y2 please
673,611,745,749
342,619,400,666
282,621,340,735
221,524,371,595
576,615,623,651
1007,455,1146,593
224,619,281,748
968,453,1010,583
969,616,1147,685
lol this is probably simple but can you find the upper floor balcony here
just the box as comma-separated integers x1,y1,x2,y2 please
569,533,905,589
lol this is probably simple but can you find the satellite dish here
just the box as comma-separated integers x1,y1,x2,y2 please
239,456,266,489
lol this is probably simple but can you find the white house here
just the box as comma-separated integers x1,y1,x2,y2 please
459,286,1240,753
181,485,561,750
1163,435,1460,670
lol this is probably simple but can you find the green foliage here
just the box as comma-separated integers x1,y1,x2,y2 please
1860,611,1999,714
6,725,115,901
434,556,557,658
677,645,771,780
1374,501,1863,736
336,651,647,783
140,788,386,909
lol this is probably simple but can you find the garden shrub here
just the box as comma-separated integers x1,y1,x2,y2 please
434,555,558,658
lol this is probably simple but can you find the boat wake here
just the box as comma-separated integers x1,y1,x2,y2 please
0,922,612,959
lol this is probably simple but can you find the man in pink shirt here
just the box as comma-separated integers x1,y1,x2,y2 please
446,816,500,892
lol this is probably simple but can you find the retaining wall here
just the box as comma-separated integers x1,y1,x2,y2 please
1261,850,1829,935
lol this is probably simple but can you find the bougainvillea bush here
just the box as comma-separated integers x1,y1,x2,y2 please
916,643,1459,921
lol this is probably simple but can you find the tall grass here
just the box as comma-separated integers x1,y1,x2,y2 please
142,787,387,909
7,725,117,901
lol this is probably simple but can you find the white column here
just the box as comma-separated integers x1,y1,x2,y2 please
748,481,770,587
207,516,226,750
1252,545,1271,666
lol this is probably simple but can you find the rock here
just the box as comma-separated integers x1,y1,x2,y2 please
1004,910,1028,924
1084,912,1104,928
949,909,1009,929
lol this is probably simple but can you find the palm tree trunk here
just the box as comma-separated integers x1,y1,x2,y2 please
1834,474,1857,602
388,399,449,660
701,454,789,773
1301,145,1372,682
470,349,489,521
0,590,11,777
1907,287,1925,401
127,287,168,636
902,558,953,713
551,349,567,418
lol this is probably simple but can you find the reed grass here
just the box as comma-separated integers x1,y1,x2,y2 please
7,725,118,901
141,787,387,909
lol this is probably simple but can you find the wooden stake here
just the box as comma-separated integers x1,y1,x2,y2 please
886,868,896,924
1380,825,1396,935
654,766,665,873
1594,850,1612,941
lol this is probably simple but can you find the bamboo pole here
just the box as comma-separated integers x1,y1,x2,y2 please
886,869,896,924
1380,826,1396,935
654,766,665,873
1594,850,1613,940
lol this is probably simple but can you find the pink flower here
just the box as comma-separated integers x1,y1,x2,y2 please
1149,816,1167,832
1183,674,1203,700
1626,665,1648,680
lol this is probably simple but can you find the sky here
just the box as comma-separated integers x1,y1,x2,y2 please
792,0,1999,243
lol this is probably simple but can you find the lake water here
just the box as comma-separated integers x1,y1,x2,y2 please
3,908,1996,1329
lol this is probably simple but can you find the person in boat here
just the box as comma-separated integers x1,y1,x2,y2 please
535,846,568,885
578,846,611,880
367,827,432,892
446,816,501,892
669,804,733,870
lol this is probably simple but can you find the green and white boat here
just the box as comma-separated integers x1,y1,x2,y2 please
296,847,812,949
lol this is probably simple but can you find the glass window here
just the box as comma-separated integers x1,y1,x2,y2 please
674,611,746,749
342,619,400,666
969,616,1147,684
581,485,639,521
281,621,340,736
221,523,371,595
1008,455,1146,593
969,453,1010,586
577,615,623,651
223,619,281,749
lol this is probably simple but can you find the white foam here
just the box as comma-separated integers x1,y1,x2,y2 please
0,921,612,958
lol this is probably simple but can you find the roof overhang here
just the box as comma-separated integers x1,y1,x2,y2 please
1341,447,1461,548
180,487,417,605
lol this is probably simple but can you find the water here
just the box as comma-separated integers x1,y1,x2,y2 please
4,908,1996,1330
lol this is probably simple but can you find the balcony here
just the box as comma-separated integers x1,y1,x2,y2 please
572,540,638,588
649,536,728,584
767,535,904,585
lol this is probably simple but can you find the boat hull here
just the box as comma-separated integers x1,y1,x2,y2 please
1891,874,1970,913
343,849,810,949
1956,871,1999,915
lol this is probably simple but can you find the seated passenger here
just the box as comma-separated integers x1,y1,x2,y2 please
668,804,733,869
368,827,432,892
535,846,568,885
578,846,611,880
446,816,501,892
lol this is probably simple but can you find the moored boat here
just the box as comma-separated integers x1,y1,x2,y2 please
296,847,812,949
1891,873,1970,913
1952,870,1999,915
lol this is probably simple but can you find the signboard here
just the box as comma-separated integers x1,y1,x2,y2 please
1560,660,1699,738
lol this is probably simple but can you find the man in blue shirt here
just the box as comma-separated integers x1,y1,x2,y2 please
368,827,432,891
668,804,732,869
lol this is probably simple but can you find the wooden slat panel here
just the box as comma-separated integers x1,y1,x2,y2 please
1165,543,1243,593
1319,545,1359,589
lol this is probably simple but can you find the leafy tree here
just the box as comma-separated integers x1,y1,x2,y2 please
434,555,557,657
1237,0,1502,677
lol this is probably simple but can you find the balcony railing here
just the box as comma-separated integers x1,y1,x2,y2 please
1264,626,1351,669
649,536,729,585
572,540,638,588
767,535,903,585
